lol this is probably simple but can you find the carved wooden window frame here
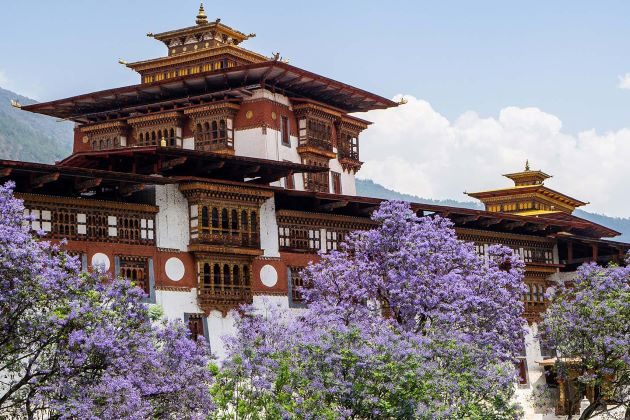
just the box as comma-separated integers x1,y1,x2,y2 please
190,203,259,248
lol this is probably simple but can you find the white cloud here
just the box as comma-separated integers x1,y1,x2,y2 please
355,95,630,218
617,73,630,89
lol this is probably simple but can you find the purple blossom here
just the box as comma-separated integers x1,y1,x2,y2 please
217,201,527,418
0,182,214,418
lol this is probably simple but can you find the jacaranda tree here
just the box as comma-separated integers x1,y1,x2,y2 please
0,182,214,419
539,259,630,420
214,201,527,419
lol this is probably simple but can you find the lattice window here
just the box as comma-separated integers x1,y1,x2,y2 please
53,209,76,237
279,226,291,248
278,225,320,251
326,230,340,252
23,208,52,233
21,201,156,245
339,132,360,160
194,118,234,151
140,218,154,240
90,135,120,151
289,266,307,304
331,172,342,194
301,119,333,150
522,248,553,264
137,127,180,147
187,314,206,342
280,116,290,146
192,204,259,248
302,158,329,193
197,259,252,313
523,283,546,304
77,213,87,235
119,256,149,295
107,216,117,237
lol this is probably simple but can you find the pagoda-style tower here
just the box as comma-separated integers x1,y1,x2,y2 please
467,161,588,215
18,4,395,318
128,4,265,84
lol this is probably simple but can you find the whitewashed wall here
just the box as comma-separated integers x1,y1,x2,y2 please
328,156,357,196
260,197,280,257
155,184,189,251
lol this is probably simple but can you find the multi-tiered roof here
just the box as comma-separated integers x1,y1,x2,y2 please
22,4,396,124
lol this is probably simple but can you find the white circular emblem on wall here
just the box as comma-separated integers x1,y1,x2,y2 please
165,257,185,281
260,264,278,288
91,253,110,271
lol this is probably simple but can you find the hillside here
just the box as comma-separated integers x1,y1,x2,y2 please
356,179,630,242
0,85,627,242
0,87,72,163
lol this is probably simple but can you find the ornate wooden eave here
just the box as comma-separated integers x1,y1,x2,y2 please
79,121,128,134
57,147,326,184
21,62,398,122
276,209,378,230
179,181,274,204
338,157,363,173
183,101,241,117
126,45,267,72
188,244,263,256
467,185,588,210
16,192,159,213
127,111,182,127
151,21,251,45
293,102,343,120
0,159,173,197
296,145,337,160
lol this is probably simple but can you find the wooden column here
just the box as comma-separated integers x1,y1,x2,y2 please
556,378,567,415
592,244,598,262
567,241,573,264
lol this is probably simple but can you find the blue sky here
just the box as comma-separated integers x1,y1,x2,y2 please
2,1,630,216
2,0,630,133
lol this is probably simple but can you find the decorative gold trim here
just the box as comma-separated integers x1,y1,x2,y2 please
179,182,274,203
297,146,336,159
127,45,267,72
293,103,343,119
455,227,556,245
79,121,127,133
340,116,370,130
128,111,182,125
155,286,193,292
189,243,263,256
183,102,241,116
276,209,378,229
253,291,287,297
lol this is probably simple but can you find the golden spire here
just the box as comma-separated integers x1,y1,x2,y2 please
525,159,530,171
196,3,208,25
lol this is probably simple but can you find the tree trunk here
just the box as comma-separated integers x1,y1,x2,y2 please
579,400,600,420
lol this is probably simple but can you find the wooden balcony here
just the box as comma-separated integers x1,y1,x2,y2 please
194,132,233,153
299,137,333,152
198,285,252,315
192,229,260,248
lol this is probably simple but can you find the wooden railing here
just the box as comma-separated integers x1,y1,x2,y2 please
193,230,260,248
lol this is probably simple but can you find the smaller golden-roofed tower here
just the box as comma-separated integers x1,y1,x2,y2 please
466,161,587,215
503,160,552,187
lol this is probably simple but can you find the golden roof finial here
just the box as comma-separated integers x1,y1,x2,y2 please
196,3,208,25
525,159,530,171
